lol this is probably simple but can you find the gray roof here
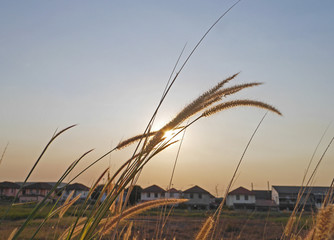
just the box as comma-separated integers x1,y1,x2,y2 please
272,186,331,195
66,183,89,191
16,182,67,188
168,188,180,193
252,190,272,200
0,181,20,189
183,185,214,198
142,185,165,193
22,182,52,190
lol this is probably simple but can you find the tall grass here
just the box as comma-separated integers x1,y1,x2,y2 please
4,71,280,240
9,1,334,240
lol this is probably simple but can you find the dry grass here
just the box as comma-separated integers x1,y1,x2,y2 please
195,216,214,240
310,204,334,240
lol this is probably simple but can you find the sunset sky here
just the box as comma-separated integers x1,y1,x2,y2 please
1,1,333,196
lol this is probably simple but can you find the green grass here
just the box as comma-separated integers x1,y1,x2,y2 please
0,203,92,221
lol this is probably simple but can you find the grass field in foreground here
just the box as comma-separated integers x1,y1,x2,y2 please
0,204,312,240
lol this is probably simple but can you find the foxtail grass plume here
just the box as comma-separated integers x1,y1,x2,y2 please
142,74,280,155
313,204,334,240
195,216,214,240
116,131,158,150
61,198,187,239
202,99,281,117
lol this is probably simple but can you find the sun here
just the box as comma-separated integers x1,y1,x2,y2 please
162,129,182,143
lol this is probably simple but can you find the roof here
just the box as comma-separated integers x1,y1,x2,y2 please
252,190,272,200
22,182,52,190
66,183,89,191
183,185,214,197
16,182,67,188
229,187,254,196
168,188,180,193
142,185,165,193
272,186,331,195
0,181,20,189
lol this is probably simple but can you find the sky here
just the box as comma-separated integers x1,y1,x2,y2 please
0,1,333,196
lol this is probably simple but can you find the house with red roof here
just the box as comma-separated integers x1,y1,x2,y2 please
183,185,215,210
226,186,256,209
141,185,166,201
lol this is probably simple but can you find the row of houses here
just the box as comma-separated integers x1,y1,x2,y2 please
226,186,333,211
0,181,89,203
141,185,215,209
0,181,332,211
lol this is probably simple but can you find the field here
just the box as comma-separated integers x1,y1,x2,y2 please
0,203,312,240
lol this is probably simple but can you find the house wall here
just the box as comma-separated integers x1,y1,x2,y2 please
272,188,279,205
141,192,164,201
226,195,256,207
62,190,89,200
19,195,45,203
23,189,50,196
165,192,181,199
183,193,213,207
0,188,19,197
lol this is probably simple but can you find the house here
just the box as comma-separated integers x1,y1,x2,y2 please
61,183,90,201
141,185,165,201
165,188,182,199
0,181,20,198
19,182,53,203
252,190,278,211
226,187,256,209
183,185,215,210
272,186,332,211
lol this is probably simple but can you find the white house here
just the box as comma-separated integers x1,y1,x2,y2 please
165,188,182,199
226,186,256,209
141,185,165,201
183,185,215,210
61,183,90,201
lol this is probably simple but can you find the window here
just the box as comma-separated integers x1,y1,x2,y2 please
161,193,165,197
148,193,151,198
245,195,248,200
236,195,240,200
154,193,158,198
198,194,202,199
190,193,193,199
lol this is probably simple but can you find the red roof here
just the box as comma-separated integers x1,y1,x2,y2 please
229,187,254,195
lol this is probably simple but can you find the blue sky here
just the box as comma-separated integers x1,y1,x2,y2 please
0,1,333,195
